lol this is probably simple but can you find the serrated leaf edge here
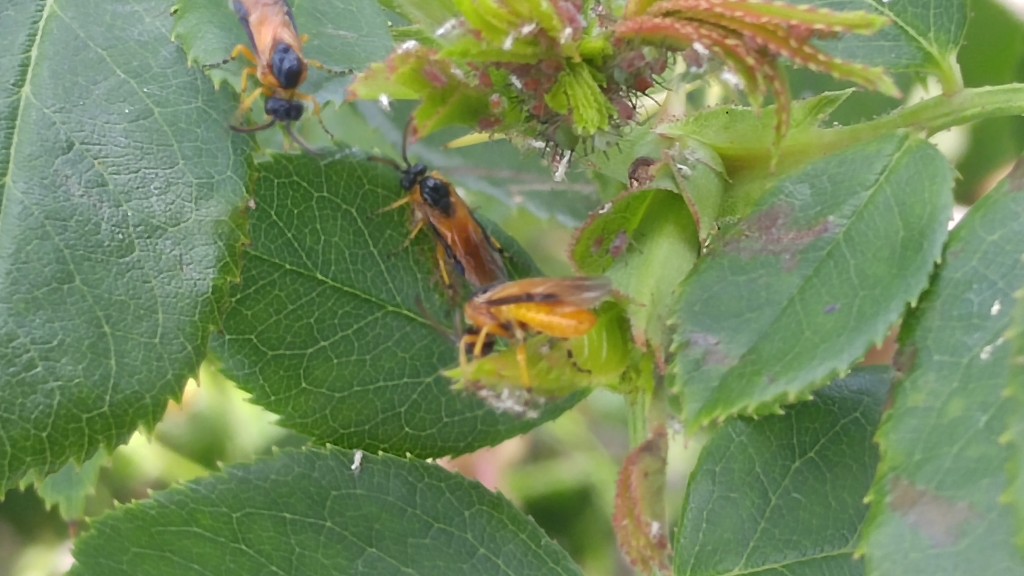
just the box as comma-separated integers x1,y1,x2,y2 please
676,136,951,432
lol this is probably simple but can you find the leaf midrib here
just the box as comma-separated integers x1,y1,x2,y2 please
697,135,915,422
733,406,870,569
867,0,957,68
247,250,430,327
0,0,53,221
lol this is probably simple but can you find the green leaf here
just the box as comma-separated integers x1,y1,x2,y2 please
672,134,953,430
1008,289,1024,551
348,48,494,137
210,155,579,457
172,0,393,107
581,128,726,241
805,0,968,89
658,90,855,177
28,449,108,521
70,447,583,576
382,0,459,40
0,0,246,492
546,62,617,136
572,190,701,367
861,162,1024,575
675,369,888,576
786,68,907,126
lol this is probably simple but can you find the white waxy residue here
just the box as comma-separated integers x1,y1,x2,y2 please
435,19,459,37
720,69,744,90
553,151,572,182
980,337,1006,361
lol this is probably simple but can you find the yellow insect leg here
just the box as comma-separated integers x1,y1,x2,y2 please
239,66,257,94
380,194,412,213
307,58,353,76
434,243,455,291
230,44,258,64
473,325,493,359
293,91,336,142
233,88,266,126
299,36,353,76
460,327,491,372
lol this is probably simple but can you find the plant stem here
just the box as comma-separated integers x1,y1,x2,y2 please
858,83,1024,137
935,55,964,96
780,84,1024,166
627,389,650,448
626,360,668,448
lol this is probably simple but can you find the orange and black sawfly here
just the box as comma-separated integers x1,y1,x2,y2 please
459,277,613,386
370,122,509,291
204,0,347,152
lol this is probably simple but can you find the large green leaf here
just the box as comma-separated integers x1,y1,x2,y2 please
173,0,393,105
1009,289,1024,550
672,134,952,430
675,369,888,576
210,155,579,457
805,0,967,85
0,0,246,492
70,447,583,576
861,162,1024,576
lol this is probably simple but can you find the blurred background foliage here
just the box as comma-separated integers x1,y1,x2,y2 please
3,0,1023,574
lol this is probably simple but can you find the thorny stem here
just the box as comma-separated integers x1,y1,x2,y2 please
859,83,1024,138
772,84,1024,169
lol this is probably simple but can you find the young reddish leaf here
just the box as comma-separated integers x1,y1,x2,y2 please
614,427,671,574
616,0,898,143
